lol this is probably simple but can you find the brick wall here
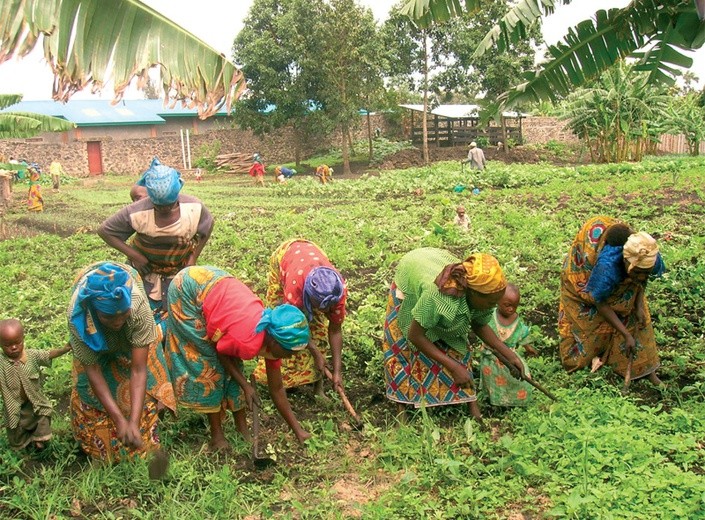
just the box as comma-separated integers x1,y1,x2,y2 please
520,116,579,144
0,114,389,177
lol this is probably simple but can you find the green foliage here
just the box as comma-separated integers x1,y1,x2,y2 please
0,156,704,517
193,139,222,173
664,91,705,156
561,62,669,163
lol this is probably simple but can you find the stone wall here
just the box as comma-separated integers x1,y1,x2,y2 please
520,116,579,144
0,113,389,177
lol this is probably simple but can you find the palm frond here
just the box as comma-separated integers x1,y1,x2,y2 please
400,0,479,28
0,0,245,118
474,0,568,57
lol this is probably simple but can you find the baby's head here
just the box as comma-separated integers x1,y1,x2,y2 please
497,283,520,319
456,205,466,217
0,319,24,360
130,185,148,202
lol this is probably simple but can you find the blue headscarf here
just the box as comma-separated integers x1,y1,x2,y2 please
255,304,309,351
136,157,184,205
69,263,133,352
303,267,345,320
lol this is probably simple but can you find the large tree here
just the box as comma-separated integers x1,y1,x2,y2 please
233,0,329,166
317,0,383,175
401,0,705,111
0,0,245,117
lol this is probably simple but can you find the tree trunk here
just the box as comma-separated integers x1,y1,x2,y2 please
422,30,430,165
366,109,373,162
341,122,351,175
347,128,356,157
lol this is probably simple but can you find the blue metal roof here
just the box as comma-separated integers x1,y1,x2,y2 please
0,99,231,126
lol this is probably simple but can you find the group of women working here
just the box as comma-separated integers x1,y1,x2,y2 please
68,159,666,464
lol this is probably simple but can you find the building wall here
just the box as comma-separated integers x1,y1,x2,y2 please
0,114,389,176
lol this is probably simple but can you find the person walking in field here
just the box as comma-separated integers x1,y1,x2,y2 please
249,153,266,187
253,239,347,398
0,319,71,450
463,142,486,171
381,248,525,421
49,160,66,192
165,265,313,451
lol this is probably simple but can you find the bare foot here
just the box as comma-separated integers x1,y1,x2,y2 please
469,401,486,430
34,441,45,450
396,403,408,424
233,410,252,442
208,437,231,453
590,356,604,373
648,372,663,386
312,380,330,402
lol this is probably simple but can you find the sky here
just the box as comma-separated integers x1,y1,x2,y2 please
0,0,703,100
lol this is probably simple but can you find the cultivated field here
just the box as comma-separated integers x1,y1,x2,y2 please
1,156,704,518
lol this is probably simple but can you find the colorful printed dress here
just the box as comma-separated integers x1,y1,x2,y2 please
99,194,213,331
27,169,43,212
558,216,661,378
382,248,493,407
478,310,532,406
166,266,279,414
253,239,347,388
68,262,176,462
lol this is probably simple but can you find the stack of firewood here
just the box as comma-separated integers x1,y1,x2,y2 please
214,152,256,174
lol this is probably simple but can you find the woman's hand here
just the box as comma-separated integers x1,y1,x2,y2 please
129,251,151,275
623,332,636,358
115,417,142,449
295,428,312,444
450,365,473,388
504,350,526,379
243,381,257,411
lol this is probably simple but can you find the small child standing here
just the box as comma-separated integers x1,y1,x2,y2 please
453,205,470,232
0,319,71,449
478,283,537,407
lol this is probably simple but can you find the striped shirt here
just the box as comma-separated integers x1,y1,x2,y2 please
0,350,53,429
394,248,493,352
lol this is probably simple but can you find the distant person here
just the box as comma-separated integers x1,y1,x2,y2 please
129,184,148,202
453,205,470,232
463,142,486,171
249,153,265,187
0,319,71,450
315,165,333,184
26,165,43,212
98,157,214,334
478,283,537,407
274,166,296,183
49,160,66,192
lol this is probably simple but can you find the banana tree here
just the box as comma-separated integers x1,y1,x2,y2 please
0,93,75,138
401,0,705,110
0,0,245,118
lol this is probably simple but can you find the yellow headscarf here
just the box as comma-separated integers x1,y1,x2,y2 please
623,232,659,272
435,253,507,296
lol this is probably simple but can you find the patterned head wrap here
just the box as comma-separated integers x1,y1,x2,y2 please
303,267,345,320
136,157,184,205
256,304,309,351
69,263,133,352
623,232,659,272
434,253,507,296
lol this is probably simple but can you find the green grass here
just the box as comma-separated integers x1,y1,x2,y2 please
0,155,704,518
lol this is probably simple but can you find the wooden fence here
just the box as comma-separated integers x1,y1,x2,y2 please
408,113,522,147
656,134,705,155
